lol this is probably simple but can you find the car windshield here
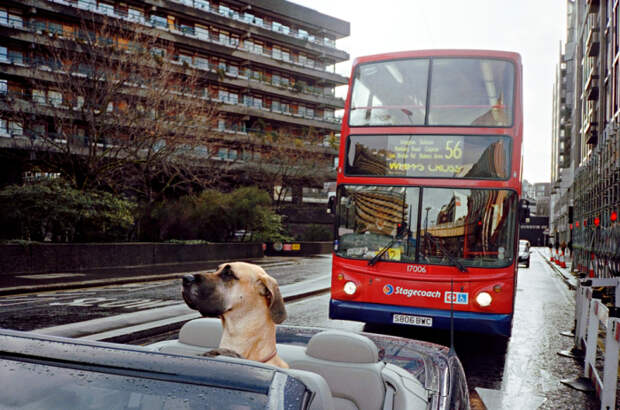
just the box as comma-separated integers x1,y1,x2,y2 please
335,185,517,268
0,358,268,410
349,57,514,127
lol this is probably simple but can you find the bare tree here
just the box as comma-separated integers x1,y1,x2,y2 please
244,126,336,207
4,13,224,205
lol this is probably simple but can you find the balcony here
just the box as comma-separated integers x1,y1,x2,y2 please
585,121,598,145
585,67,599,101
587,0,600,14
586,27,600,57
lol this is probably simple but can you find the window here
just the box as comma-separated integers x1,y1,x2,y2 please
242,12,253,23
228,65,238,76
281,102,289,114
77,0,96,9
0,46,7,62
0,9,22,28
272,22,289,35
98,1,115,15
273,47,282,60
128,7,144,22
195,25,209,40
297,105,305,117
74,96,84,110
297,29,308,40
219,5,231,16
272,100,281,112
9,121,22,136
178,54,193,66
0,79,6,95
0,118,7,136
179,23,194,36
150,15,167,28
33,89,46,105
150,47,165,57
306,107,314,118
195,0,209,10
245,40,263,55
31,123,46,138
272,74,281,86
281,50,290,62
48,91,62,107
194,56,209,70
219,31,230,46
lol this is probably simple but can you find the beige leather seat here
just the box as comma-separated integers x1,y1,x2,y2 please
277,330,386,410
149,319,429,410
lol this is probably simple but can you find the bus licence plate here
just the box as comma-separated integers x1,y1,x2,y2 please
393,314,433,327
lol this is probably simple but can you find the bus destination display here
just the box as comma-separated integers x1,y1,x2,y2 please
346,134,511,179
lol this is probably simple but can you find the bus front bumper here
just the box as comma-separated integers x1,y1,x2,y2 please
330,299,513,337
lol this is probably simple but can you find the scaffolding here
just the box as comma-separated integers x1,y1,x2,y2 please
572,126,620,279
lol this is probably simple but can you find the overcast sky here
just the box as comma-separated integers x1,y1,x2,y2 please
291,0,567,184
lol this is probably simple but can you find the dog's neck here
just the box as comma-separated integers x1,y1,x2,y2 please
219,310,278,362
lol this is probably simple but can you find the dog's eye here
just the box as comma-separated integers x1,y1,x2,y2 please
219,267,238,282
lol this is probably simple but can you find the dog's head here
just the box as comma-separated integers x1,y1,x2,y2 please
182,262,287,324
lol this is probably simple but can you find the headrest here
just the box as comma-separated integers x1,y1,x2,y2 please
306,330,379,363
179,318,223,347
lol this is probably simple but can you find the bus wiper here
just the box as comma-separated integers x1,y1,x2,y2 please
368,235,400,266
368,224,408,266
423,231,468,273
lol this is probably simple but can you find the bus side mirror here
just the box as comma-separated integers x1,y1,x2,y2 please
327,196,335,214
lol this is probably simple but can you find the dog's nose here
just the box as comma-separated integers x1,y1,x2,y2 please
182,275,195,286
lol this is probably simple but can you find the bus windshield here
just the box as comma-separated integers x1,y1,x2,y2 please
335,185,517,268
349,57,514,127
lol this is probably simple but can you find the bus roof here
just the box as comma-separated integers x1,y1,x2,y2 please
352,49,522,67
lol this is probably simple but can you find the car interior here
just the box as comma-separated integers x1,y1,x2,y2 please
148,318,431,410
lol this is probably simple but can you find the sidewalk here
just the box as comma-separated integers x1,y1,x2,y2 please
536,248,580,290
0,255,307,296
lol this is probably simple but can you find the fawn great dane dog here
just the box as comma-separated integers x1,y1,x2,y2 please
182,262,289,368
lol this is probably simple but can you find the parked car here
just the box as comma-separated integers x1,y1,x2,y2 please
518,239,531,268
0,320,470,410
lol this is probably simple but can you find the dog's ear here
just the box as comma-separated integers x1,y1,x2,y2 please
256,275,287,324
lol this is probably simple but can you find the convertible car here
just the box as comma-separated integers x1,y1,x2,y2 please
0,320,469,409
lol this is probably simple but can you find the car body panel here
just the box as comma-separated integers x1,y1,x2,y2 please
0,328,311,410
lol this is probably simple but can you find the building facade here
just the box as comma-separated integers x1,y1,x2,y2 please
550,0,577,247
553,0,620,275
0,0,350,200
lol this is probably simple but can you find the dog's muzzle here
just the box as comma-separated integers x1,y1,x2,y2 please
181,273,226,317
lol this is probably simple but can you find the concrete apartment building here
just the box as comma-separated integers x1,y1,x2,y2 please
552,0,619,269
0,0,350,201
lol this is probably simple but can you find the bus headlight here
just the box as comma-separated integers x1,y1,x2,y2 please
475,292,492,307
343,281,357,295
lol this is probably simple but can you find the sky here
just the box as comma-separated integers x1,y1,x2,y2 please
290,0,567,184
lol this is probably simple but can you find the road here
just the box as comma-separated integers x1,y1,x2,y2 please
0,255,332,331
284,249,598,409
0,250,600,408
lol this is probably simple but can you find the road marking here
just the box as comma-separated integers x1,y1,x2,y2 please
16,273,87,280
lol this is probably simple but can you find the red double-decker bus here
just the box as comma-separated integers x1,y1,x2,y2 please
329,50,523,337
